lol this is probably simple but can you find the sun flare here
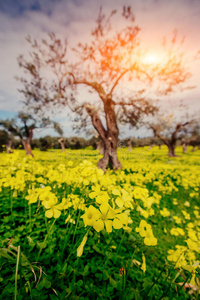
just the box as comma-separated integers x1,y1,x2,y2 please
141,53,163,66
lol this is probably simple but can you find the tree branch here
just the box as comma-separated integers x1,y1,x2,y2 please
59,72,106,100
108,69,130,96
171,122,189,144
150,124,169,146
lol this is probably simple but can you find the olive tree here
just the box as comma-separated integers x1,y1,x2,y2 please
16,7,190,170
0,112,63,156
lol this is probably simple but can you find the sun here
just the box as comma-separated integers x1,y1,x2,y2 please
141,53,162,66
143,53,159,64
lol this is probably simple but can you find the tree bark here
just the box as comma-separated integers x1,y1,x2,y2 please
85,102,121,171
96,140,104,155
58,138,65,151
21,129,34,157
6,140,13,153
128,140,132,152
168,143,176,157
21,139,34,156
182,142,188,153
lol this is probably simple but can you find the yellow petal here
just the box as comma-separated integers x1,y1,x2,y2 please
89,192,96,199
112,189,121,196
93,219,104,232
77,234,88,257
53,208,61,219
117,213,128,224
100,203,109,215
107,208,115,219
43,201,52,209
141,254,146,273
113,218,123,229
45,209,53,218
104,220,113,233
116,197,124,208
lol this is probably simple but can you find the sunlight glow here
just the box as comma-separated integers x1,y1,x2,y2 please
141,52,163,66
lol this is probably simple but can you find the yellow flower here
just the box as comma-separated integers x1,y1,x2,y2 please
160,208,170,217
25,188,40,204
182,210,190,220
187,229,198,241
136,220,150,237
141,254,146,273
82,203,130,233
170,228,185,236
81,205,101,227
93,203,115,233
173,216,182,224
113,212,129,230
136,206,149,218
89,188,110,204
186,239,199,252
43,197,62,219
167,247,187,268
77,233,88,257
114,189,134,209
136,220,157,246
144,230,157,246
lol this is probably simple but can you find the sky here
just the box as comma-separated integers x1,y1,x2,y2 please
0,0,200,139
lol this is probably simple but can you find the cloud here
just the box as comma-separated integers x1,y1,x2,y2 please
0,0,200,138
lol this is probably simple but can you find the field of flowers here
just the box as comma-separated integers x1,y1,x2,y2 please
0,146,200,299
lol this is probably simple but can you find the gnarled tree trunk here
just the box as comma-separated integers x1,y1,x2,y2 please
168,143,176,157
21,129,34,157
96,140,104,155
85,101,121,171
6,140,14,153
21,139,34,157
182,142,188,153
128,139,132,152
58,138,65,152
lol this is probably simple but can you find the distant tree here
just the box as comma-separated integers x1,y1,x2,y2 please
65,137,87,149
16,7,192,170
0,112,63,156
39,137,52,151
149,113,191,157
0,130,12,152
181,122,200,152
58,138,66,152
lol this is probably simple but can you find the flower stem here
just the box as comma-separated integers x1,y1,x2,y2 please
14,246,20,300
36,219,56,262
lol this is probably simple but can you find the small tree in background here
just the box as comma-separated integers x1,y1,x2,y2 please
180,121,200,152
149,111,193,157
0,112,63,156
0,130,13,153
